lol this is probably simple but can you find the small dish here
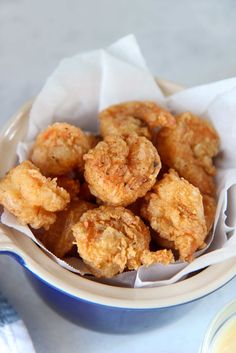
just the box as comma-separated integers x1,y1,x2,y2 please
200,300,236,353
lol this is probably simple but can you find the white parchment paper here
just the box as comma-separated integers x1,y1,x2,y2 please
2,35,236,288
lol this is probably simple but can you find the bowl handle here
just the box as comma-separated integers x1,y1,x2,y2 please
0,226,26,266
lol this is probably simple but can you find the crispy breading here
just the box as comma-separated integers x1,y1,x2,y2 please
30,122,90,176
84,135,161,206
99,101,176,139
141,169,207,261
156,112,220,196
141,249,174,266
151,194,216,254
100,114,151,139
0,161,70,229
35,200,96,258
72,206,151,277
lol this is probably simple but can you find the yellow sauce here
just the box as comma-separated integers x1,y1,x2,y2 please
211,317,236,353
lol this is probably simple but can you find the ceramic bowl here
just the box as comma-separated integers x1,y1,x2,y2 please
0,79,236,333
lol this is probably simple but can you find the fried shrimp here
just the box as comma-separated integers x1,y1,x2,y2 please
84,135,161,206
30,122,90,176
156,112,220,196
141,169,207,261
72,206,173,278
99,101,176,139
0,161,70,229
73,206,150,277
151,194,216,253
35,200,96,258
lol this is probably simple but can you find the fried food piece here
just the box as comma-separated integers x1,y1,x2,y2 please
152,194,217,254
0,161,70,229
56,176,80,199
84,135,161,206
73,206,150,277
30,122,90,176
141,169,207,261
35,200,96,258
141,249,174,267
99,101,176,139
101,114,151,139
156,112,220,196
202,194,217,233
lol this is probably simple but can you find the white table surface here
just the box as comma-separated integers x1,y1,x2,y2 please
1,1,236,352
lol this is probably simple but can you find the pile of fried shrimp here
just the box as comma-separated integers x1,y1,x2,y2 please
0,101,220,278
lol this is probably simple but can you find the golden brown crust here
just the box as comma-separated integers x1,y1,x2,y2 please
84,135,161,206
156,112,220,196
72,206,151,277
141,169,207,261
100,114,151,139
30,122,90,176
35,200,96,258
151,194,217,253
0,161,70,229
99,101,176,139
141,249,174,266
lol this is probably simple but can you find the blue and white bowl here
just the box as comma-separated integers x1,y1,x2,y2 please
0,80,236,333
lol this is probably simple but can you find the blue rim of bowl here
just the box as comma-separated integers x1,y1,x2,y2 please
1,249,236,311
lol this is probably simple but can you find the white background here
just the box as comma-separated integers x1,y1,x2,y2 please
1,1,236,352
